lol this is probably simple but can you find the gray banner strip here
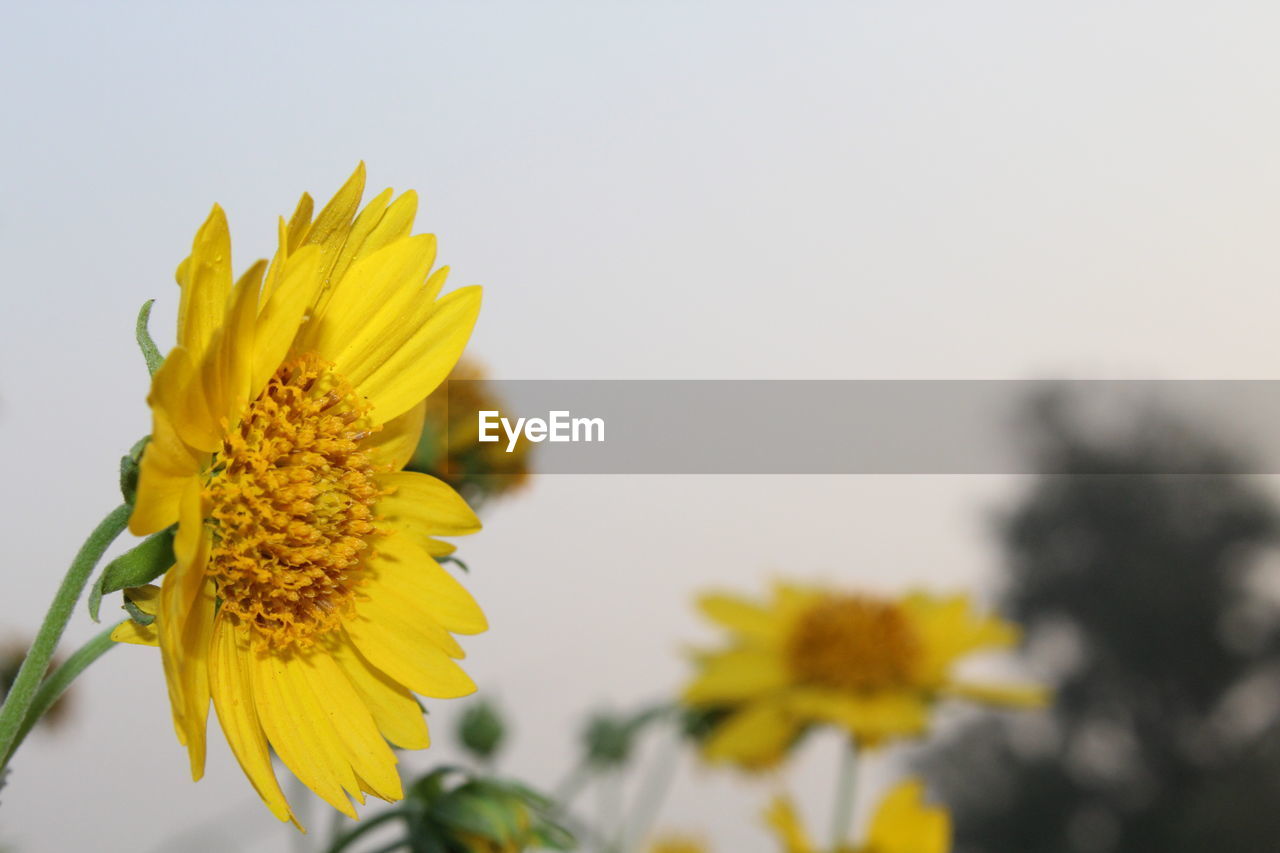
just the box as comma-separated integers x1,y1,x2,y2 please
442,380,1280,474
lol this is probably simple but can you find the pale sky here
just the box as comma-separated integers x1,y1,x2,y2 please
4,2,1280,851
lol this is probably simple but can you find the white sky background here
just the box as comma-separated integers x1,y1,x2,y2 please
3,1,1280,850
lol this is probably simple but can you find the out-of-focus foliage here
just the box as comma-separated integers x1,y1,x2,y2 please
924,390,1280,853
330,766,574,853
457,699,508,764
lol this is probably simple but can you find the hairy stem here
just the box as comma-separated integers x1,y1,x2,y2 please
0,504,130,775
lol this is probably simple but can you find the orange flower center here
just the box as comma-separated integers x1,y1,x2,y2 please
204,353,384,650
786,595,921,691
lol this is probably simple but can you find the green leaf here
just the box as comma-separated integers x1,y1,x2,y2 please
135,299,163,376
87,528,174,622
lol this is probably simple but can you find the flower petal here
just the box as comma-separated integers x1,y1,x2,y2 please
376,472,481,538
332,637,430,750
209,615,296,826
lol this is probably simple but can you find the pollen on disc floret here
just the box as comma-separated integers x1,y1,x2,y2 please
204,353,387,651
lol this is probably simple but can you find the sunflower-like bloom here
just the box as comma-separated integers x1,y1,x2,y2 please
113,165,486,825
683,583,1046,767
766,780,950,853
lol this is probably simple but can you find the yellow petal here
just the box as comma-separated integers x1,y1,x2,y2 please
365,401,426,471
376,472,481,538
215,258,264,422
300,236,440,384
702,699,797,768
865,779,951,853
375,528,486,635
150,346,220,453
697,593,780,642
157,499,215,780
129,408,203,536
111,620,159,646
247,648,359,818
763,796,814,853
285,193,315,253
784,687,929,743
904,594,1020,683
123,583,161,615
683,649,787,704
942,681,1050,708
250,245,324,396
209,615,296,825
332,637,430,750
303,649,403,802
176,205,233,363
355,285,482,425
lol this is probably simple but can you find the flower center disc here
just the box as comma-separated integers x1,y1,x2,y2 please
204,353,383,650
786,596,921,691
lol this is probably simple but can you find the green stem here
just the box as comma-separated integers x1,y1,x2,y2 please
830,740,859,850
622,733,680,850
0,504,130,773
1,621,124,767
324,809,405,853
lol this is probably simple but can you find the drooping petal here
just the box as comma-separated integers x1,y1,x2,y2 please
702,699,797,768
247,649,359,818
209,615,296,826
157,481,215,779
331,637,431,750
302,649,403,801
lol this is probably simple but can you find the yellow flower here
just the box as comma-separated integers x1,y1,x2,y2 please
683,583,1046,767
649,836,710,853
116,165,485,826
766,779,951,853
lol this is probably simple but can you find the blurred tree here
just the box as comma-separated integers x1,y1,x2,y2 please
924,390,1280,853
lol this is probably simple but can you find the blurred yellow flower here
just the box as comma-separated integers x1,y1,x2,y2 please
683,583,1045,766
117,165,486,825
766,779,950,853
649,836,711,853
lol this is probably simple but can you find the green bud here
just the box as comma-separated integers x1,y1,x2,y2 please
458,699,506,761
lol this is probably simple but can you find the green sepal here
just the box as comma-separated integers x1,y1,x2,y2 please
119,436,149,507
438,555,470,573
135,299,163,376
121,591,156,626
87,528,175,622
